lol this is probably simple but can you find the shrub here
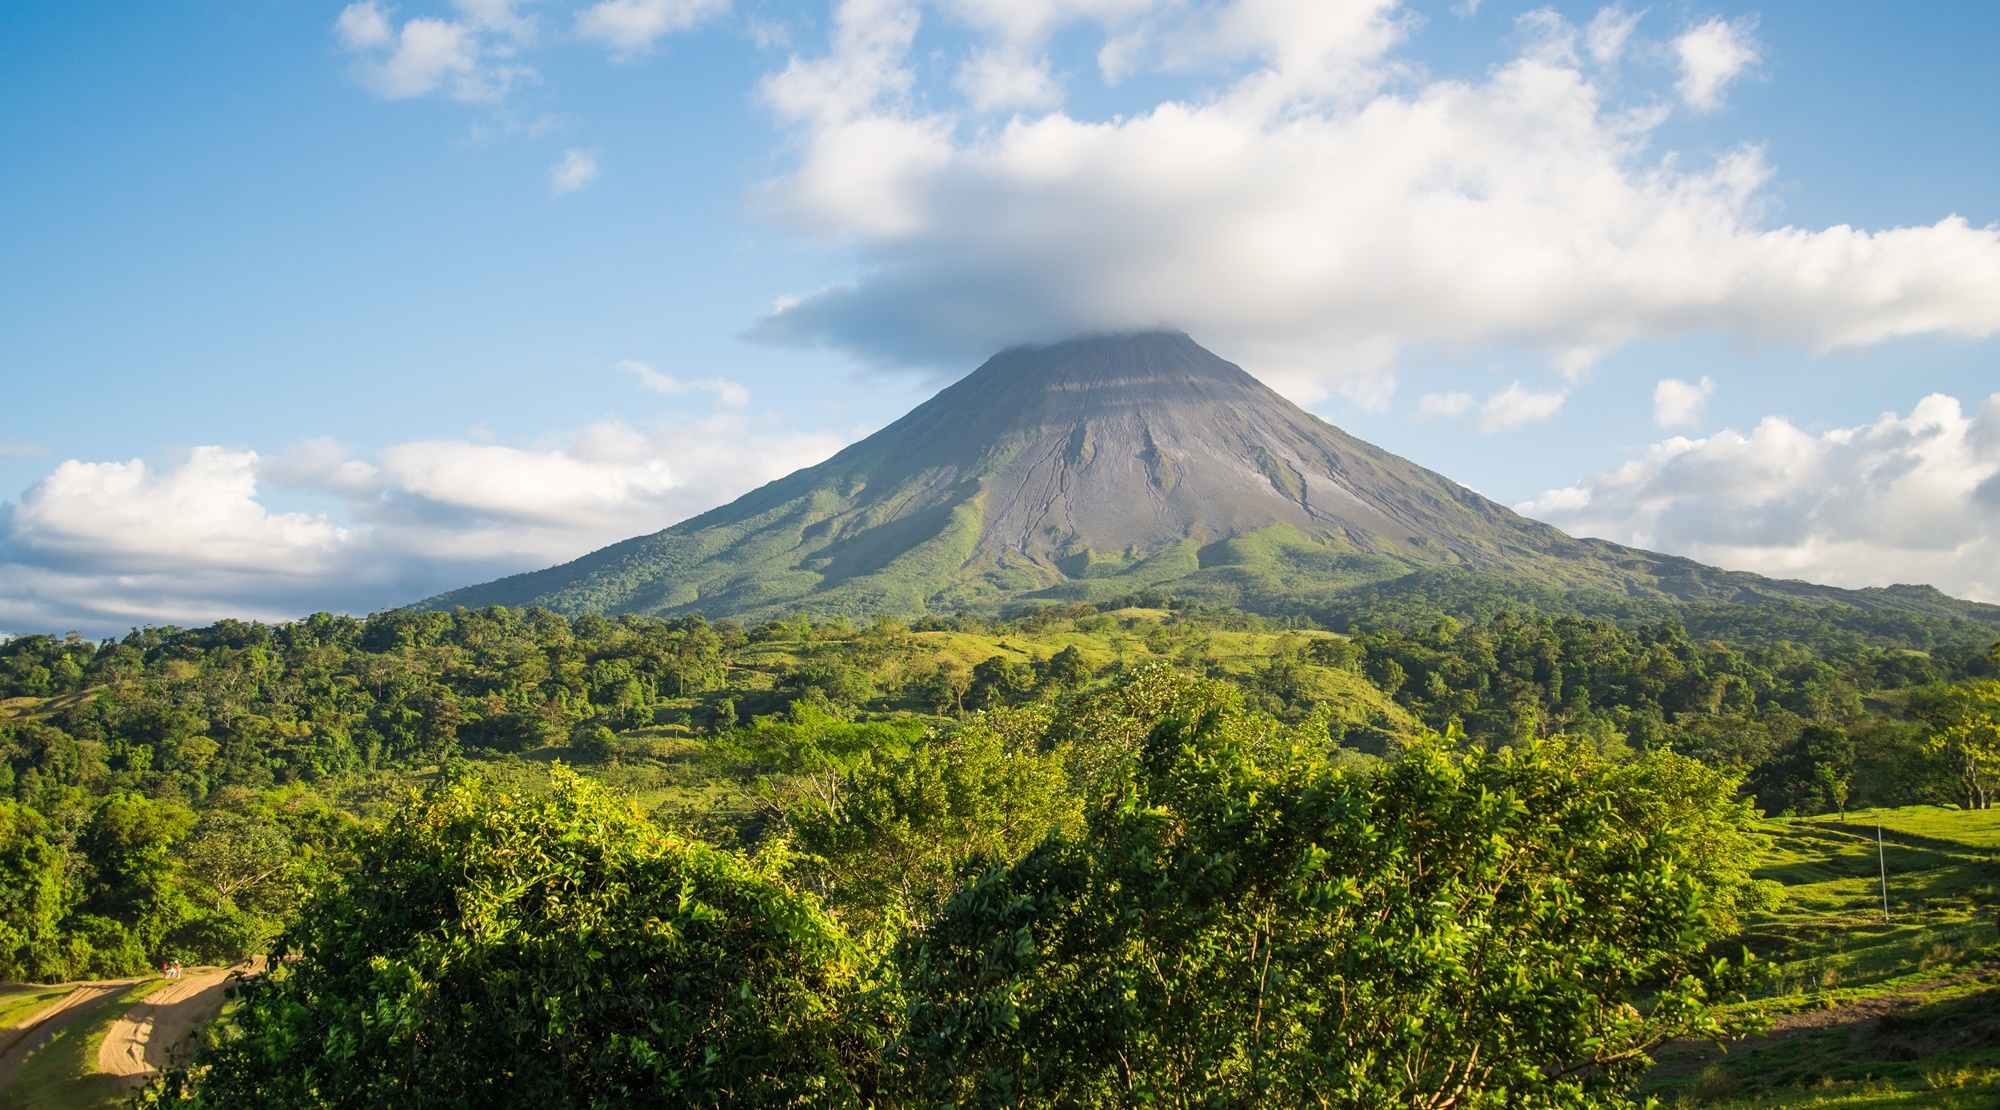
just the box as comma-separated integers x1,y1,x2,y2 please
148,768,886,1108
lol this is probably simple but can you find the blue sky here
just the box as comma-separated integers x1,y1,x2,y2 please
2,0,1997,634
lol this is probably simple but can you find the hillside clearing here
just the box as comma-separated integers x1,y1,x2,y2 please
1644,808,2000,1108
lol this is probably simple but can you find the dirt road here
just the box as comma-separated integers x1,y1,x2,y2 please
0,981,141,1092
96,964,251,1090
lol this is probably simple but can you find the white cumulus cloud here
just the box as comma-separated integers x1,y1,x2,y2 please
1653,375,1716,427
1674,16,1759,113
8,449,348,574
0,419,850,635
750,1,2000,402
1518,393,2000,603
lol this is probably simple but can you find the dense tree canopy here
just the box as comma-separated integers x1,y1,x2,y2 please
126,669,1774,1107
0,596,1993,1105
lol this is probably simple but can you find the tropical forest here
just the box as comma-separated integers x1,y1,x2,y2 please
3,590,1998,1108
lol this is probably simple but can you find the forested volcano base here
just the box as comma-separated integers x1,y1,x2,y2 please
2,599,1998,1106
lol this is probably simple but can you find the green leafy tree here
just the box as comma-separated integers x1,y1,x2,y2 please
969,656,1037,709
1748,725,1856,817
0,799,73,980
146,767,886,1108
787,723,1081,932
172,808,295,957
658,618,729,695
897,699,1760,1108
78,792,197,970
1923,679,2000,809
170,787,355,962
781,660,879,710
1038,646,1093,692
572,722,617,762
921,660,973,716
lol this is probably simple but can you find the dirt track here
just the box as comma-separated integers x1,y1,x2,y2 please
96,964,253,1090
0,981,141,1092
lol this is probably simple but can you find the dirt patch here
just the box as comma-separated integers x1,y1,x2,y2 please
0,981,141,1093
97,961,259,1089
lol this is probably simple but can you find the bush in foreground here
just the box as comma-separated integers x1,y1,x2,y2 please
895,707,1764,1107
146,767,884,1108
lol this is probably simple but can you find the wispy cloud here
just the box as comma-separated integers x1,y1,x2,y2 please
575,0,730,57
549,148,600,195
1416,392,1474,418
1583,5,1642,67
0,443,47,459
1478,382,1568,433
332,0,539,103
619,359,750,406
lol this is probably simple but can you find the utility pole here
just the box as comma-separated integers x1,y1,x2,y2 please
1877,824,1890,923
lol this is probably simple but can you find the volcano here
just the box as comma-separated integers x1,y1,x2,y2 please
422,332,1998,626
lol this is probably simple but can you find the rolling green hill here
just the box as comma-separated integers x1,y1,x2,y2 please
1644,807,2000,1108
421,333,2000,641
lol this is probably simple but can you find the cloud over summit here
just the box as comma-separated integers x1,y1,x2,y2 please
751,1,2000,400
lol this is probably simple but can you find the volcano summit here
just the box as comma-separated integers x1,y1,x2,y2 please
424,333,1995,626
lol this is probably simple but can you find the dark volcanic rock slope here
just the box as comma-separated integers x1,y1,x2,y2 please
422,333,1985,622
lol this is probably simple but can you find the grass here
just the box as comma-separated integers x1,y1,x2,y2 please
0,985,74,1032
0,978,167,1110
1866,806,2000,852
1667,1073,2000,1110
1643,807,2000,1109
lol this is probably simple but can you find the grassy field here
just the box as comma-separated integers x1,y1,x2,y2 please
0,985,74,1032
1643,807,2000,1109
